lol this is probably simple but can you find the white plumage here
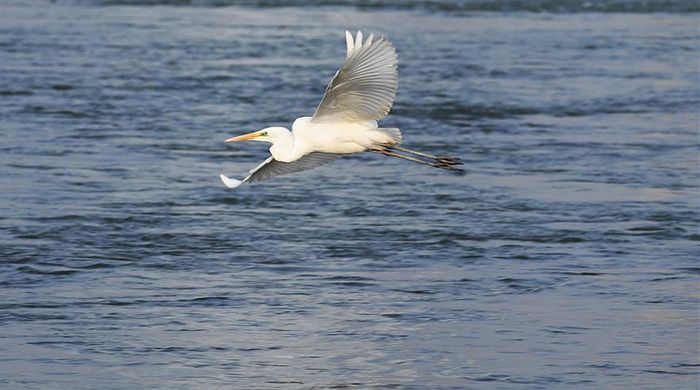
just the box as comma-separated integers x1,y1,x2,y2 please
220,30,461,188
312,31,398,124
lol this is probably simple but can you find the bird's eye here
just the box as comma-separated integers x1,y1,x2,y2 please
260,131,268,136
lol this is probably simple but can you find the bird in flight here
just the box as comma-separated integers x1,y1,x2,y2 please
220,30,463,189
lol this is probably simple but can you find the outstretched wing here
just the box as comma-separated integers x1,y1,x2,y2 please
220,152,341,189
312,30,398,124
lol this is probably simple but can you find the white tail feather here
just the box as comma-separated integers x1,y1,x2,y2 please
378,127,402,145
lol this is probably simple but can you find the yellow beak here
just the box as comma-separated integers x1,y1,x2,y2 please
225,131,261,143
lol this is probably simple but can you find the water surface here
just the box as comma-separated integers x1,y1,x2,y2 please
0,1,698,389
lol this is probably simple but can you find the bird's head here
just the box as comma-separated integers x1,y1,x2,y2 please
225,126,289,144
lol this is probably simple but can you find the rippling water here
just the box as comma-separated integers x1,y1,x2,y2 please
0,1,698,389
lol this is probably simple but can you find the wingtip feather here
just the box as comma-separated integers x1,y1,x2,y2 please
355,30,363,51
220,174,243,189
345,31,353,59
313,30,398,123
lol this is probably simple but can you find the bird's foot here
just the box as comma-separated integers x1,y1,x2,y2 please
432,161,465,172
435,155,463,165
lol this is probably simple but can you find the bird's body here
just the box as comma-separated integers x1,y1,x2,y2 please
278,117,401,160
220,31,461,188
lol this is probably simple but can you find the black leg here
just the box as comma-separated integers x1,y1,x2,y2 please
373,149,465,173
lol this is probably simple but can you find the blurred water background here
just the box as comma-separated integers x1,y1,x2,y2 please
0,0,698,389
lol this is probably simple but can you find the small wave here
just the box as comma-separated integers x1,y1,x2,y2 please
50,84,74,91
65,0,699,13
342,206,373,217
71,262,116,270
499,277,560,294
330,281,377,287
392,288,435,295
394,102,540,121
16,266,79,276
179,296,233,306
21,106,92,119
0,90,33,96
323,275,376,281
396,94,697,122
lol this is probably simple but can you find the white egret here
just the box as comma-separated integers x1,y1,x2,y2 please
220,30,463,189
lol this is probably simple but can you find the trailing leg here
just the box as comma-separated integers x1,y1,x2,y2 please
372,148,464,172
391,146,462,165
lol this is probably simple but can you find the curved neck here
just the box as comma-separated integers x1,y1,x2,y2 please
269,131,305,162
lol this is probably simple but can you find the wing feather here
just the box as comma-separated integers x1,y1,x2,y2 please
312,30,398,123
220,152,341,188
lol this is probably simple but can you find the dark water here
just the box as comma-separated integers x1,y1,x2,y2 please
1,1,698,389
